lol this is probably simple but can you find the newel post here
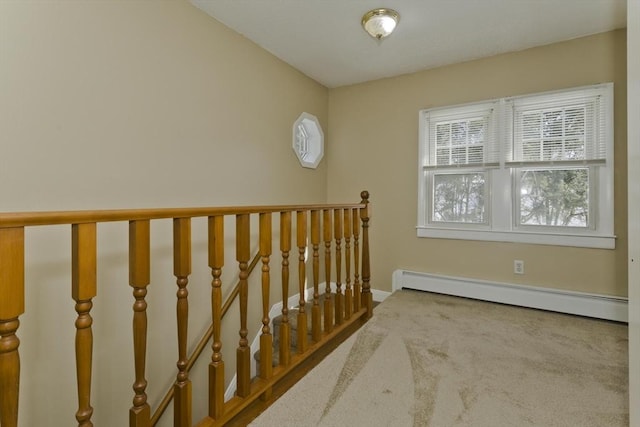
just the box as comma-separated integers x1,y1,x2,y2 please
360,191,372,319
0,227,24,427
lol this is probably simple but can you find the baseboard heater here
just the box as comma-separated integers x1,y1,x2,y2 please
392,269,628,323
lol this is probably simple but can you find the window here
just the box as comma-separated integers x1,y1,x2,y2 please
421,103,498,227
292,112,324,169
417,84,614,249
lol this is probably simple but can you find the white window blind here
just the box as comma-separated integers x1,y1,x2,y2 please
507,88,607,167
425,104,499,169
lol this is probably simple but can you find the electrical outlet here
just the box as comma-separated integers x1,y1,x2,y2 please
514,260,524,275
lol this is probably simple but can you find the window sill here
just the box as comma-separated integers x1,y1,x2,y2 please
416,227,616,249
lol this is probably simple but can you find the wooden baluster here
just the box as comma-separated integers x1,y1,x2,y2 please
259,213,273,399
129,220,151,427
360,191,373,319
352,208,361,313
72,224,96,427
173,218,192,427
310,211,321,343
279,212,291,367
208,215,225,419
343,209,352,320
322,210,333,333
0,228,24,427
296,211,308,354
334,209,343,326
236,214,251,398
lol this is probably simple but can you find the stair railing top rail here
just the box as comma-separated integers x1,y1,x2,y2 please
0,202,366,228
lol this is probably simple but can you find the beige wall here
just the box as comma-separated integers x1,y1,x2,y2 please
327,30,628,297
1,2,629,424
1,1,329,211
0,1,328,425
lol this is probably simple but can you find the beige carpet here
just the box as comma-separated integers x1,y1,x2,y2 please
250,289,628,427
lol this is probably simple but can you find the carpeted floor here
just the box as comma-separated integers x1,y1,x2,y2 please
250,289,628,427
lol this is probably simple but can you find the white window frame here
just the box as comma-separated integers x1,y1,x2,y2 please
417,83,615,249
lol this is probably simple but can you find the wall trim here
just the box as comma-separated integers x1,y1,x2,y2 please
371,289,391,302
393,269,628,322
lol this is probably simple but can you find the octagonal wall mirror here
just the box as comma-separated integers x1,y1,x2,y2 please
292,112,324,169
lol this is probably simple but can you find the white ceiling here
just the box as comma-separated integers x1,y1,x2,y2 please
191,0,627,88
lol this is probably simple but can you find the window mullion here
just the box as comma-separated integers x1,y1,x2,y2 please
491,167,512,231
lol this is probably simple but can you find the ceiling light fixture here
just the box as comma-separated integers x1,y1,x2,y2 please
361,8,400,40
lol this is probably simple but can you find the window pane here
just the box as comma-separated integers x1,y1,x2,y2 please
436,123,450,146
451,146,466,164
468,145,483,163
542,140,562,161
564,138,585,159
565,107,585,137
468,119,485,144
451,122,467,145
436,148,449,165
519,169,589,227
433,173,486,223
522,113,541,139
517,105,589,162
542,110,563,138
431,116,488,166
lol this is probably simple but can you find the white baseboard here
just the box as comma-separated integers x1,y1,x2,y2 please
393,269,628,323
371,289,391,302
322,281,390,302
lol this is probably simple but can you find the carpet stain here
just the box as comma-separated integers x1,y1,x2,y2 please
459,386,478,411
598,365,629,395
320,327,385,419
455,386,479,423
404,338,440,427
427,348,448,360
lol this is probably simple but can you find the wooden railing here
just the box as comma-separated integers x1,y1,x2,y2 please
0,191,372,427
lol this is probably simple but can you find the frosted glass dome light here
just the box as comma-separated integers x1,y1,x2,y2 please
361,8,400,40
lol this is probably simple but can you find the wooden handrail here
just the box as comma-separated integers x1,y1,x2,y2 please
150,251,262,426
0,203,364,228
